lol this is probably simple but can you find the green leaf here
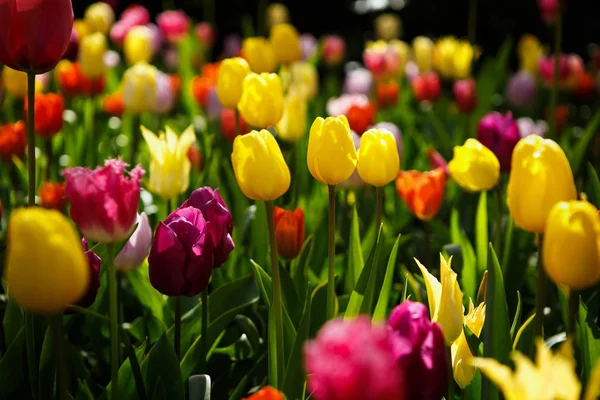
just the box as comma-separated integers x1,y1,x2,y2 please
475,191,489,282
345,206,364,293
569,110,600,175
373,235,401,322
309,281,330,338
578,299,600,384
292,235,314,304
75,380,95,400
282,288,311,400
450,208,477,301
510,291,522,340
146,334,185,400
127,264,165,322
587,162,600,208
107,340,148,400
188,375,211,400
0,327,25,398
279,262,302,325
514,313,535,357
2,300,23,347
38,326,54,400
482,244,511,400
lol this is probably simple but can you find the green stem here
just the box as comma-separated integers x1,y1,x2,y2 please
548,3,562,140
107,243,119,399
447,346,455,400
44,138,52,182
468,0,478,44
493,185,503,251
130,115,141,165
85,98,96,167
375,186,383,232
117,271,124,366
327,185,337,320
27,72,36,206
568,289,578,337
26,312,37,399
174,296,181,360
51,315,69,400
235,109,241,138
200,289,209,371
534,235,546,338
265,200,284,388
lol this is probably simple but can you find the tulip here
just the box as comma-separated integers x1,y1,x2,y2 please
187,142,203,173
472,340,581,399
304,317,406,400
220,109,248,142
242,37,277,73
141,125,196,200
517,34,543,74
222,34,241,58
453,79,477,114
506,71,537,109
2,67,29,98
433,37,474,80
62,28,79,61
79,32,107,78
542,201,600,290
376,80,400,108
266,3,289,30
243,387,284,400
416,254,464,344
411,72,441,103
39,182,67,211
24,93,64,139
413,36,434,73
322,35,346,67
77,238,101,309
273,207,305,260
300,34,318,60
388,301,448,400
103,92,125,116
574,72,596,100
195,22,215,49
506,135,577,233
339,131,364,189
517,117,548,138
477,112,520,171
191,75,215,108
149,187,234,296
307,116,358,185
269,23,302,65
290,61,319,100
363,41,400,79
0,121,26,163
375,13,402,41
122,62,158,115
448,139,500,192
231,129,290,201
343,67,373,96
156,10,189,43
396,168,446,221
153,71,177,114
357,128,400,187
0,0,73,73
4,207,89,314
238,73,284,128
84,2,115,35
63,159,145,243
277,89,307,143
109,5,150,46
56,61,105,97
216,57,251,109
451,300,486,388
114,213,153,271
346,102,376,135
74,19,92,40
538,0,560,24
124,25,154,65
538,54,570,86
326,93,370,117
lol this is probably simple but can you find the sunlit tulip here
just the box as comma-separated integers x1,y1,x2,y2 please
24,93,65,139
307,116,358,185
114,212,153,271
216,57,251,109
141,125,196,200
413,36,434,73
122,62,158,114
542,201,600,290
79,32,107,78
449,139,500,192
451,300,486,388
0,121,26,163
277,88,307,143
156,10,189,43
396,168,446,221
270,23,302,64
242,37,277,73
238,72,284,128
84,2,115,35
507,135,577,233
124,25,154,65
477,112,520,171
39,182,67,211
357,128,399,187
231,129,290,201
2,67,29,99
4,207,89,314
274,207,305,260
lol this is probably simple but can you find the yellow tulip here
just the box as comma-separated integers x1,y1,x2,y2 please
2,67,28,98
79,32,107,78
357,128,400,187
216,57,251,109
472,340,581,400
433,37,474,80
451,300,486,389
242,37,277,73
413,36,434,72
290,61,319,100
375,13,402,41
449,139,500,192
453,41,474,79
507,135,577,233
124,25,154,65
84,2,115,35
277,88,307,143
270,23,302,65
542,201,600,290
585,360,600,400
74,19,93,40
307,116,358,185
4,208,90,314
231,129,291,201
122,62,158,115
266,2,289,31
238,72,284,128
389,39,411,73
141,125,196,200
416,254,464,344
518,34,544,74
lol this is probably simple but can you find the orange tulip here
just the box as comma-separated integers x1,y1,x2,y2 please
24,93,64,139
191,75,214,107
274,206,305,260
102,92,125,117
376,80,400,108
39,182,67,212
242,386,284,400
56,61,105,97
0,121,26,163
396,168,446,220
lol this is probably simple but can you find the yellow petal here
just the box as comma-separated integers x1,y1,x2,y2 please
415,257,442,321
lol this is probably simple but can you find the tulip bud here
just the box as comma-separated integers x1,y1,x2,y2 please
307,116,358,185
156,10,189,44
0,121,27,163
411,72,441,103
232,129,291,201
39,182,67,211
413,36,434,73
24,93,65,139
2,67,29,99
453,79,477,114
396,168,446,221
449,139,500,192
238,73,284,128
76,238,101,309
322,35,345,67
373,122,403,160
79,32,107,78
122,62,158,115
277,89,307,143
216,57,251,109
542,201,600,290
242,37,277,73
84,2,115,35
270,23,302,65
507,135,577,233
114,213,153,271
357,128,400,187
477,112,520,171
124,25,154,65
506,71,537,109
4,208,90,314
242,387,284,400
274,207,305,260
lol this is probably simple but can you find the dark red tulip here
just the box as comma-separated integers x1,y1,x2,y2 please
453,79,478,114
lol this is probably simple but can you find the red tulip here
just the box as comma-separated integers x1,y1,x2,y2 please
376,80,400,108
39,182,67,211
24,93,64,139
0,121,26,163
411,72,441,103
453,79,478,114
220,109,248,142
574,72,595,100
274,207,305,260
346,102,376,135
0,0,74,73
57,61,105,97
187,142,204,173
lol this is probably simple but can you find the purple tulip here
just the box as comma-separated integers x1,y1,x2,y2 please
223,34,241,58
506,71,537,109
343,67,373,96
477,112,520,171
388,301,448,400
300,33,318,60
205,87,222,120
114,213,152,271
77,238,101,309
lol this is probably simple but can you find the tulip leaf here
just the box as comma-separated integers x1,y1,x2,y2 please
75,380,95,400
514,313,535,358
309,280,331,338
188,374,211,400
578,299,600,385
2,300,23,348
345,206,364,293
0,326,25,398
450,208,477,302
38,326,54,400
292,235,315,305
482,243,511,400
127,263,165,323
145,333,185,400
475,191,489,282
373,235,401,322
282,288,311,400
465,325,483,357
509,291,522,340
107,339,148,400
570,109,600,176
279,263,302,326
587,162,600,208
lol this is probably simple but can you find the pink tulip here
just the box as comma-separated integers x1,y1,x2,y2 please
63,159,145,243
195,22,215,48
322,35,346,67
157,10,190,44
114,213,152,271
109,5,150,46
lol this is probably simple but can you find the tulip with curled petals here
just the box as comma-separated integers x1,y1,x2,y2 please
114,213,153,271
232,129,290,201
237,73,284,128
357,128,400,187
216,57,251,109
449,139,500,192
451,300,486,388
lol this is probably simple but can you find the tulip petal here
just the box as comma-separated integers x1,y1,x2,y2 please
415,257,441,321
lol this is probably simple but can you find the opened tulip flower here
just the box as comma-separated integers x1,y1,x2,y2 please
114,213,153,271
242,37,277,73
477,112,520,171
416,254,464,344
231,129,290,201
449,139,500,192
216,57,251,109
84,2,115,35
24,93,65,139
307,116,358,185
141,124,196,200
238,73,284,128
274,207,305,260
122,62,158,114
507,135,577,233
124,25,154,65
4,208,89,314
451,300,486,388
542,201,600,290
396,168,446,221
0,0,74,73
357,128,400,187
276,88,307,143
76,238,101,309
64,159,144,243
0,121,26,163
270,23,302,64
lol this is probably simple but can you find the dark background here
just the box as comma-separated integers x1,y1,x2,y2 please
74,0,600,62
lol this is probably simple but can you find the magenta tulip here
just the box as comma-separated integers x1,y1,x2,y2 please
76,238,101,309
453,79,478,114
477,112,520,171
157,10,190,43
